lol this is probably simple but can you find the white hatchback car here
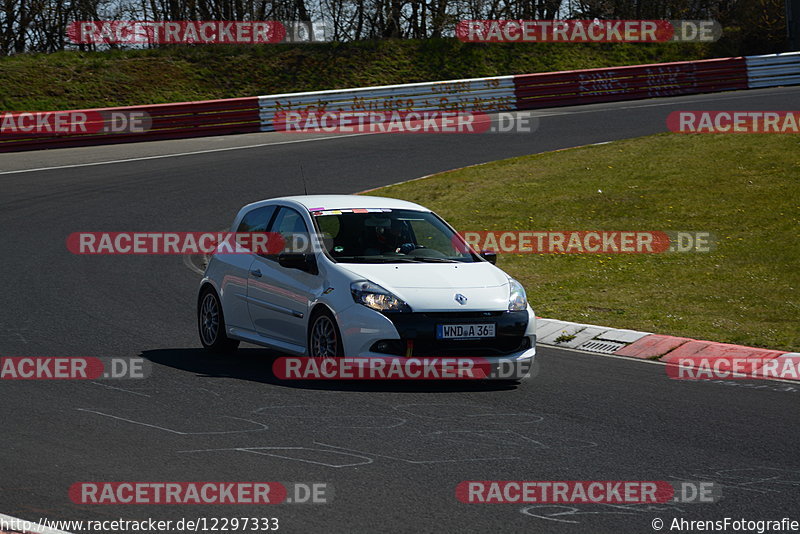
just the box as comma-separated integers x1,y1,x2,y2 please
197,195,536,375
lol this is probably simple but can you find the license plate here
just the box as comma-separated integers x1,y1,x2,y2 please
436,323,496,339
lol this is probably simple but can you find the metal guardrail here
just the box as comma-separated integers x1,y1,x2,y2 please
745,51,800,88
0,97,260,152
1,51,798,153
514,57,747,109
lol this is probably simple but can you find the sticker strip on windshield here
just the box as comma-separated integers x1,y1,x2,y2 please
311,208,393,216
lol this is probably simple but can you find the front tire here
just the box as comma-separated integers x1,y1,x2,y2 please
198,288,239,354
308,309,343,359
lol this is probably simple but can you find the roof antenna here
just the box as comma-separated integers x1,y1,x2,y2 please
299,162,309,196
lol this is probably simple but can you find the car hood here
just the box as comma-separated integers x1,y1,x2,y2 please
338,262,512,311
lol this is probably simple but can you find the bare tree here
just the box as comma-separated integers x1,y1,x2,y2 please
0,0,788,54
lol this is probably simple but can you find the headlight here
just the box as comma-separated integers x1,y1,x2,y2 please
508,278,528,311
351,280,411,312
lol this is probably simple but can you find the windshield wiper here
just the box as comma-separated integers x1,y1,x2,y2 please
403,257,460,263
337,256,420,263
336,256,462,264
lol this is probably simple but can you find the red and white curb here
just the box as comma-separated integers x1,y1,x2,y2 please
536,318,800,381
0,513,72,534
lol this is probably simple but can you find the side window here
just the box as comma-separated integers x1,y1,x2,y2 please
268,207,310,254
237,205,277,233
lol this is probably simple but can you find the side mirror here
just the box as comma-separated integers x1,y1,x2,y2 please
480,250,497,264
278,252,318,274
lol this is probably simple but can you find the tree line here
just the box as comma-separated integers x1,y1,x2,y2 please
0,0,786,54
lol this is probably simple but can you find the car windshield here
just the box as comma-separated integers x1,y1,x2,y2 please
311,208,478,263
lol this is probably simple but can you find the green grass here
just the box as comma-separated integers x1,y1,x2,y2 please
365,134,800,352
0,39,722,111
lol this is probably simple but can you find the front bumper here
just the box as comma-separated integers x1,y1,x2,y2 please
334,304,537,369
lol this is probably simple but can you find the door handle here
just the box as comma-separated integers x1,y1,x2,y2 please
250,269,262,278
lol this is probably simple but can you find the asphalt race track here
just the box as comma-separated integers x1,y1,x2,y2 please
1,87,799,533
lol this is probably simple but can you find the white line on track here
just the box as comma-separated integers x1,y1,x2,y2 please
76,409,269,434
0,132,372,176
3,86,796,176
183,253,205,275
90,381,151,397
357,140,614,193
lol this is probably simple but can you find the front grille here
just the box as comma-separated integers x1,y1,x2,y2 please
370,336,530,357
420,311,505,319
373,310,530,357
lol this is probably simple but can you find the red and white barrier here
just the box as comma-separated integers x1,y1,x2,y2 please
0,51,796,153
514,56,747,109
0,97,260,152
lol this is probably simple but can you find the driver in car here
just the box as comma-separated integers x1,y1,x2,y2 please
367,218,415,255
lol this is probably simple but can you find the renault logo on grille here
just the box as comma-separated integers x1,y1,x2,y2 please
454,293,468,305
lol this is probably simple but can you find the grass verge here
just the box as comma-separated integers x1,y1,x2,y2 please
364,134,800,351
0,39,719,111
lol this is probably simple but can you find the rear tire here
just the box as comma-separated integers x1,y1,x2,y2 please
198,288,239,354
